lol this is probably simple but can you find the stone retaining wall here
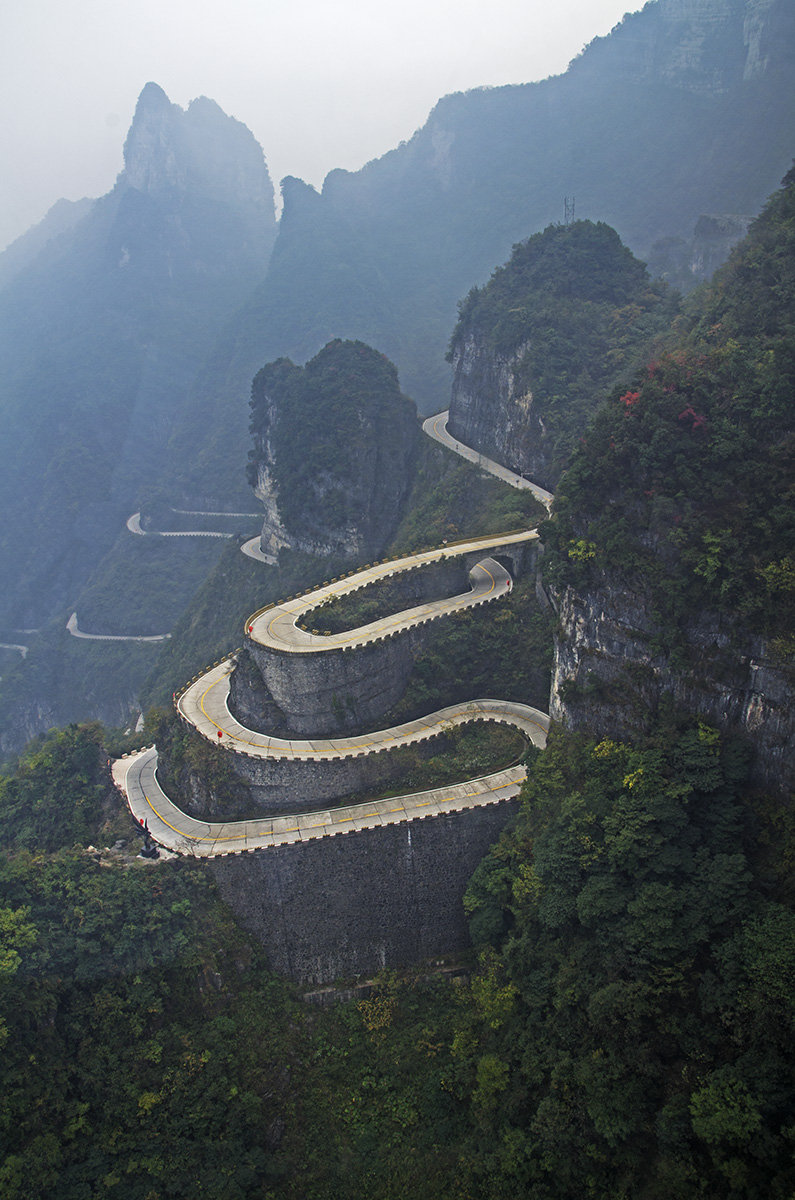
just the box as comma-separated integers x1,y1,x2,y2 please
209,800,519,983
240,539,538,737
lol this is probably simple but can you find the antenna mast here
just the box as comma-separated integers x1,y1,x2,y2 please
564,196,576,226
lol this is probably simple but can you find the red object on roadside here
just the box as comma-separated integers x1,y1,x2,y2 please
217,730,223,738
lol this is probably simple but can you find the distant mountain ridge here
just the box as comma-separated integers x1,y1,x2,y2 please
224,0,794,420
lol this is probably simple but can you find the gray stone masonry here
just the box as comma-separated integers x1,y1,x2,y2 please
209,800,519,984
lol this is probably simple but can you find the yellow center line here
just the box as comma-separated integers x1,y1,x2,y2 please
249,533,526,648
135,759,524,853
188,667,548,758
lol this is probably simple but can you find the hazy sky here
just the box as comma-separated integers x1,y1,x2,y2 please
0,0,643,250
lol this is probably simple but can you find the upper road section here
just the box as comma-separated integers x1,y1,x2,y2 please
422,410,554,508
246,544,534,654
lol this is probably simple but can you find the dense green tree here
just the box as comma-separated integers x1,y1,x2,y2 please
460,723,794,1199
447,221,677,484
543,167,795,652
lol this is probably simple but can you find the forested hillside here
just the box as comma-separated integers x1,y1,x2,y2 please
460,722,794,1198
447,220,677,487
543,164,795,792
1,721,791,1197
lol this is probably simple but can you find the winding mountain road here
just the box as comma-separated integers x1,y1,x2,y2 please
115,411,553,855
423,410,554,508
115,745,537,857
126,511,233,539
178,659,547,760
67,612,171,643
240,536,277,564
247,545,531,654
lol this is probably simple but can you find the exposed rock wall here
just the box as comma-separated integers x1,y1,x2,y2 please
551,582,794,795
246,633,420,738
227,648,289,735
209,801,520,983
568,0,793,93
248,341,419,562
447,334,546,484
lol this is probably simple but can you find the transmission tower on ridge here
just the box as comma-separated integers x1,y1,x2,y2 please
564,196,576,226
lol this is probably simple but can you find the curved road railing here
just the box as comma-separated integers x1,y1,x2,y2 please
114,743,541,857
115,411,554,855
126,508,260,539
245,550,528,654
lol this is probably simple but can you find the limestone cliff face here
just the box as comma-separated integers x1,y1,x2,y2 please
248,340,419,562
447,333,547,484
570,0,793,94
249,389,292,561
549,581,793,796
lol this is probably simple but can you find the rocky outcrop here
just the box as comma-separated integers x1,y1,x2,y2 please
123,82,274,211
119,82,276,278
550,581,794,796
248,341,419,561
448,334,545,483
648,213,752,290
447,222,671,489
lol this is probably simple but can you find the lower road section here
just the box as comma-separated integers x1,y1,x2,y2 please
114,725,546,856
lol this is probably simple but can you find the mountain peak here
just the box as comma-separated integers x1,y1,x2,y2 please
136,81,171,110
122,83,181,193
121,83,274,214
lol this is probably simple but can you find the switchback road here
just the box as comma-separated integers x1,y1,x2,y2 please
115,412,554,854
